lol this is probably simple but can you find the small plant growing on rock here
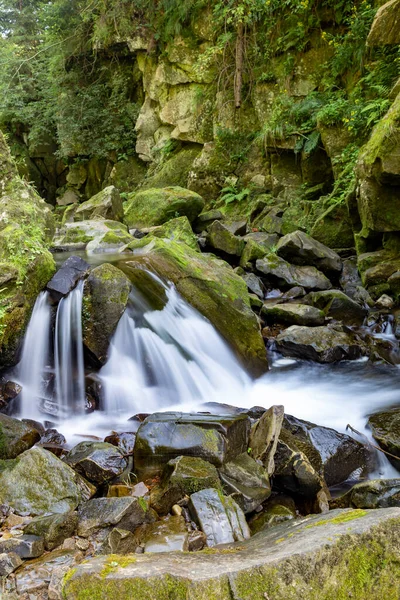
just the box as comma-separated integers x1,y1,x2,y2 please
220,185,250,206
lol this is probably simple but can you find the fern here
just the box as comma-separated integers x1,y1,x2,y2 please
220,185,250,205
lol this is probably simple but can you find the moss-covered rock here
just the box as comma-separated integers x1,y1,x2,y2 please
52,220,133,254
122,237,268,375
124,186,204,228
208,220,245,256
367,0,400,46
261,303,325,326
152,215,199,251
82,264,131,363
74,186,124,222
0,131,55,366
106,155,147,193
310,202,354,249
63,508,400,600
141,145,202,189
0,414,40,459
303,289,367,325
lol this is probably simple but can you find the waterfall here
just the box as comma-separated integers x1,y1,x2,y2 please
54,279,85,418
17,291,52,420
99,278,250,417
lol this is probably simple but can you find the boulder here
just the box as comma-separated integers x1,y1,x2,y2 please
0,552,22,576
368,408,400,468
240,272,265,299
0,413,40,459
64,441,129,485
189,488,250,547
240,235,279,267
249,495,297,534
283,415,370,486
74,186,124,222
24,511,78,550
101,528,138,555
103,431,136,456
0,535,44,559
0,447,84,515
77,497,156,537
261,303,325,326
256,254,332,290
52,220,133,254
82,263,131,363
276,325,364,363
46,255,89,301
303,289,367,325
63,508,400,599
193,209,224,233
134,412,250,478
166,456,221,496
367,0,400,46
207,221,245,256
123,237,268,375
152,215,199,251
276,230,342,274
124,186,204,228
331,479,400,509
249,405,284,475
219,452,271,513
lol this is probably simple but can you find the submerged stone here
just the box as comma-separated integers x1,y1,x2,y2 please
134,412,250,479
189,488,250,547
142,515,189,553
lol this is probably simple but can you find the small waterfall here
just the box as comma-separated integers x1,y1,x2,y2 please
99,278,250,416
17,292,52,419
54,279,85,417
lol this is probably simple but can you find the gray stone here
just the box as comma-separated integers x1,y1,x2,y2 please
64,441,128,485
75,186,124,222
63,508,400,599
261,302,325,326
46,256,89,300
219,452,271,513
303,289,367,325
276,325,364,363
331,478,400,509
0,535,44,558
240,272,265,299
0,552,22,576
101,528,138,555
276,230,342,274
256,254,332,290
249,405,284,475
78,497,156,537
24,511,79,550
208,221,245,256
0,413,40,459
189,488,250,547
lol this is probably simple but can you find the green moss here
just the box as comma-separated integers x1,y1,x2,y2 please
100,555,137,578
306,509,368,528
137,496,148,512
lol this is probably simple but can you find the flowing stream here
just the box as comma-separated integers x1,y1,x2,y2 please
14,264,400,478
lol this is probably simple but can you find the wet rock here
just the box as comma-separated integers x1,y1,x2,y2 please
0,552,22,576
331,479,400,509
0,535,44,558
249,495,297,534
283,415,370,486
0,381,21,411
256,254,332,291
187,530,207,551
261,303,325,326
208,220,245,256
276,230,342,274
62,508,400,600
101,528,138,555
249,405,285,475
0,413,41,459
47,256,89,301
24,511,78,550
134,412,250,478
0,447,83,515
74,186,124,222
64,441,128,485
104,431,136,455
219,452,271,513
143,516,189,553
276,325,364,363
368,408,400,468
77,497,156,537
82,263,131,364
375,294,394,309
303,289,367,325
41,428,67,446
124,186,204,228
167,456,221,495
240,272,265,299
189,488,250,547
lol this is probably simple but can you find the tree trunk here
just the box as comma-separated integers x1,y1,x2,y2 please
234,21,244,109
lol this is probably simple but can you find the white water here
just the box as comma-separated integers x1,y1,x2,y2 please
17,291,52,420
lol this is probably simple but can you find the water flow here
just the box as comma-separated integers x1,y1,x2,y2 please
54,280,86,417
17,292,52,420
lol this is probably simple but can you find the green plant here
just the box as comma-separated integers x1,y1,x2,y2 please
220,184,251,205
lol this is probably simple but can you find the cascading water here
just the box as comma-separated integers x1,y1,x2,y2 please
16,280,86,420
53,279,86,417
17,291,52,420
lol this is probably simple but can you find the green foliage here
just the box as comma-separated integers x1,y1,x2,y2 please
220,184,250,205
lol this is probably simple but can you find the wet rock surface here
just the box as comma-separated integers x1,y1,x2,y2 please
47,256,89,300
64,441,129,485
368,408,400,468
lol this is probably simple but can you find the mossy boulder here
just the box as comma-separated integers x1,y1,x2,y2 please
331,479,400,510
303,289,367,325
208,220,245,256
367,0,400,46
310,202,354,249
52,220,133,254
24,511,78,550
0,131,55,366
141,145,202,189
63,508,400,600
106,155,147,193
74,186,124,222
124,186,204,229
261,303,325,327
82,264,131,363
152,215,199,251
0,414,40,459
0,447,84,515
240,234,279,267
166,456,221,495
219,452,271,513
122,237,268,375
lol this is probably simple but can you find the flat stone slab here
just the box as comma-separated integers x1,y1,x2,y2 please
63,508,400,599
